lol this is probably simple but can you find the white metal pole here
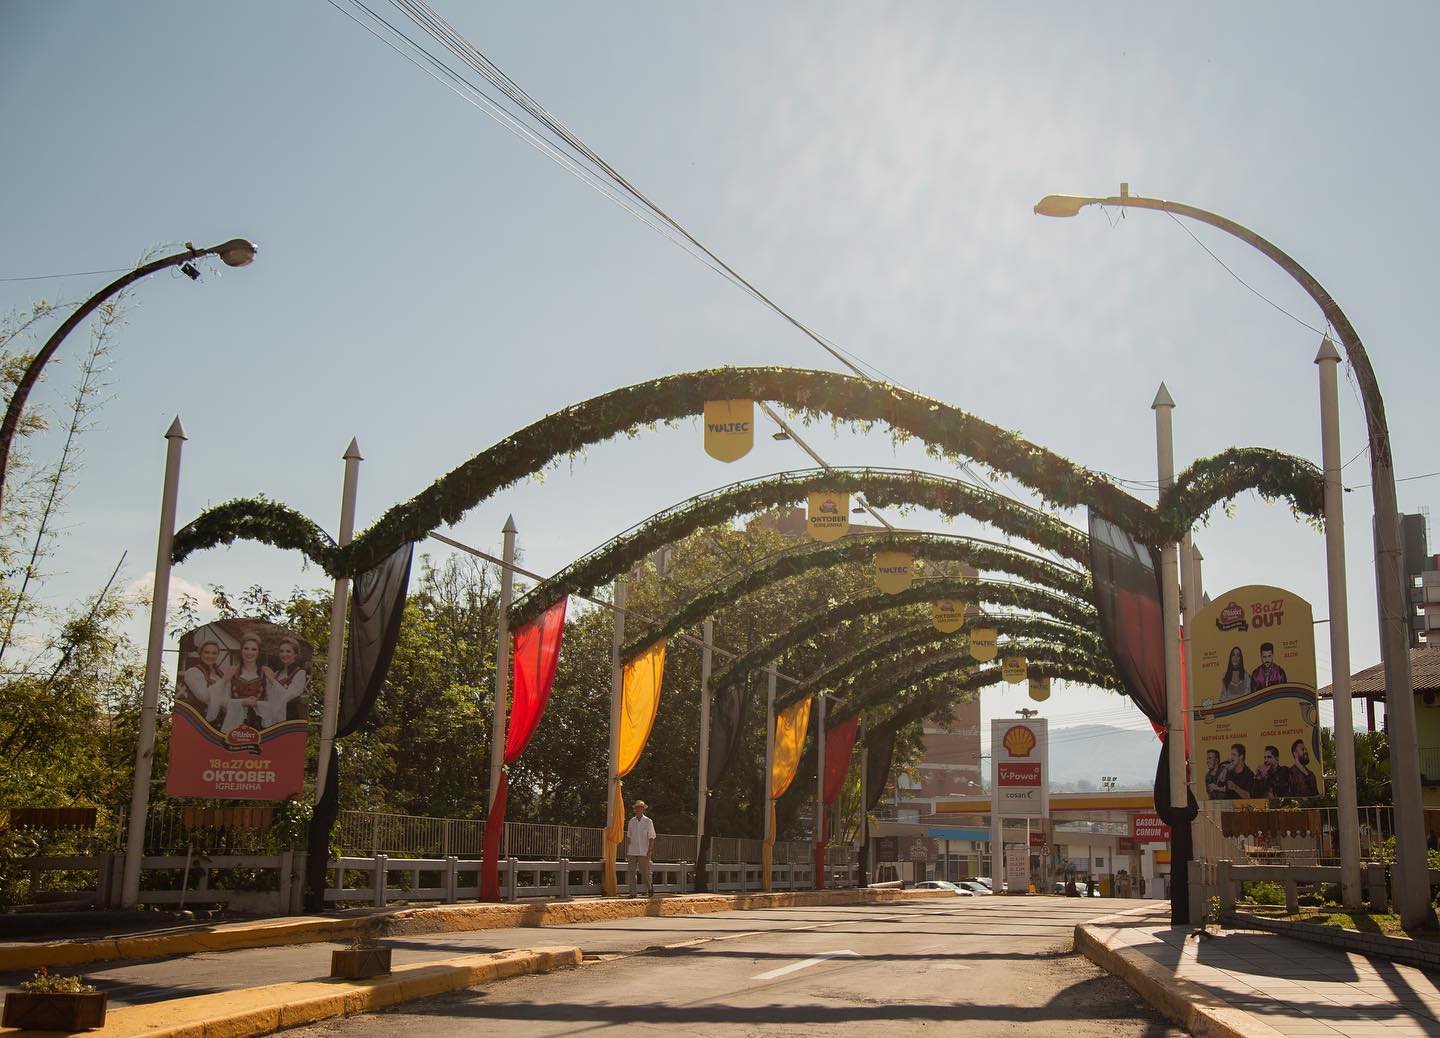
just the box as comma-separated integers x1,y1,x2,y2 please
1153,384,1187,810
313,439,363,804
606,577,626,889
1317,338,1363,908
763,669,777,841
488,516,518,812
695,618,713,859
121,417,187,909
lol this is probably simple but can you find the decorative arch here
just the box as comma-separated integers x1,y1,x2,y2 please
170,367,1323,577
569,526,1089,650
773,615,1110,712
705,577,1097,697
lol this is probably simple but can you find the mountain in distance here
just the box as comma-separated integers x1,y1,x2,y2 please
1046,724,1159,791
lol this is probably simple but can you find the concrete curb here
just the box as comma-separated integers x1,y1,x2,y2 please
0,946,580,1038
1075,922,1287,1038
0,887,946,972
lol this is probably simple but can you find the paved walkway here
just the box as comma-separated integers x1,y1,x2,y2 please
1082,906,1440,1037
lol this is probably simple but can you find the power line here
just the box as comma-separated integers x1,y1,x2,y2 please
0,267,130,283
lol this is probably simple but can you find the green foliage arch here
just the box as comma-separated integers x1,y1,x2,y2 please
170,367,1323,577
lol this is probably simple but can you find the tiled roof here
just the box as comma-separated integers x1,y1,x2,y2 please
1316,646,1440,700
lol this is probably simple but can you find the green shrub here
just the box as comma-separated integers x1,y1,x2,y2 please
1240,880,1286,906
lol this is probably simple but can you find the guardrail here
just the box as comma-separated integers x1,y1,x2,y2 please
1211,861,1433,917
15,849,856,911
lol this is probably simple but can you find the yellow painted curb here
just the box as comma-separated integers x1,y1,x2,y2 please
0,946,581,1038
1074,922,1287,1038
0,886,943,973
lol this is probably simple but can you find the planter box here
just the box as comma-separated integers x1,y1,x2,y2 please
3,991,108,1031
330,948,392,979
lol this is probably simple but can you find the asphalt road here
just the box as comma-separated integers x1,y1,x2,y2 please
281,897,1182,1037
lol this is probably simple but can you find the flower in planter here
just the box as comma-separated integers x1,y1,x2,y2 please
19,967,96,995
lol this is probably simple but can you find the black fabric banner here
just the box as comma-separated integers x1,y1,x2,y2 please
1087,511,1166,727
339,543,414,737
1154,738,1200,925
864,731,895,814
705,681,751,789
304,542,415,911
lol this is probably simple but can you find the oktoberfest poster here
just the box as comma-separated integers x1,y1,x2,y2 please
165,618,312,799
1191,585,1323,802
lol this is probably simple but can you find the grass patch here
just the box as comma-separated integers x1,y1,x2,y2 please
1269,908,1440,944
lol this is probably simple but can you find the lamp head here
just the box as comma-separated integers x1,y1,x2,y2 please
1032,195,1093,218
214,239,258,267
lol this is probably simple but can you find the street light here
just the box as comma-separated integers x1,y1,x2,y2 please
1034,185,1426,927
0,238,258,526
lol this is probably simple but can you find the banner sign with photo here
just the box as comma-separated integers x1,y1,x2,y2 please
166,618,313,800
806,492,849,541
702,399,754,462
1191,585,1322,802
991,717,1048,818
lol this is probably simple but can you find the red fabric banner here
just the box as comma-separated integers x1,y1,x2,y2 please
814,812,829,890
822,715,859,804
505,597,568,763
479,770,508,902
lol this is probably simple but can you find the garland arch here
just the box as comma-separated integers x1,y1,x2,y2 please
512,468,1092,628
705,577,1098,699
169,367,1324,577
773,615,1110,712
605,528,1092,658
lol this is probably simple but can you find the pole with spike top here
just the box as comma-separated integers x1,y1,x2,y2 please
314,439,363,803
1316,337,1363,907
488,516,518,814
1153,383,1187,810
121,417,188,908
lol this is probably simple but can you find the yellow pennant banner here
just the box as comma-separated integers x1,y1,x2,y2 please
702,400,754,463
874,551,913,594
932,599,965,633
807,492,849,542
1028,676,1051,702
617,640,666,778
602,780,625,896
1002,656,1028,684
770,696,812,799
970,628,998,662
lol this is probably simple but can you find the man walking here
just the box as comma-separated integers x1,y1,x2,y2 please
626,799,656,898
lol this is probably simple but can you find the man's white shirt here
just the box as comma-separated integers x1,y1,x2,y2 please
626,815,655,856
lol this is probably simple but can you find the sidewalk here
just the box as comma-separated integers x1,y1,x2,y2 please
1078,905,1440,1037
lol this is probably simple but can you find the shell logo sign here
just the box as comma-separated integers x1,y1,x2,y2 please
806,492,849,542
1002,656,1027,684
874,550,913,594
1001,725,1037,757
991,717,1047,817
931,599,965,634
702,400,754,462
969,628,998,662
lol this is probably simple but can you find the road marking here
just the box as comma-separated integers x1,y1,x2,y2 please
752,950,859,981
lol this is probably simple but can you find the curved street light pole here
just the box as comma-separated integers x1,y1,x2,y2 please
0,238,257,527
1034,187,1425,926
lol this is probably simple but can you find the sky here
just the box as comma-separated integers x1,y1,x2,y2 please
3,1,1437,767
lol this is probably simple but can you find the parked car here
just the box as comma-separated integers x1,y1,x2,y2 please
913,880,975,896
973,876,994,890
956,880,993,895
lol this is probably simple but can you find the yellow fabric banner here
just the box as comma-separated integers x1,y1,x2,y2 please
602,779,624,896
617,640,666,778
770,696,812,800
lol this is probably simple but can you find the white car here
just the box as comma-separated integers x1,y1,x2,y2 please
912,880,975,896
956,880,993,896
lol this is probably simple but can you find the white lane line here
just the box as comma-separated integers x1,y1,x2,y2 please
752,950,859,981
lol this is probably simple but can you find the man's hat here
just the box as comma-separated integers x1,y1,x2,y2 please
633,800,647,809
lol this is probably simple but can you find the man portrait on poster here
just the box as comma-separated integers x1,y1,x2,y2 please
1279,739,1320,797
1250,642,1288,691
1223,743,1257,799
